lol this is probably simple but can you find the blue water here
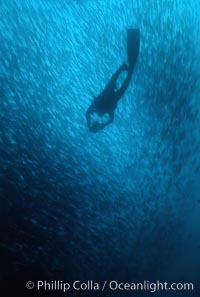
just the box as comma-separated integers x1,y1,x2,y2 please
0,0,200,296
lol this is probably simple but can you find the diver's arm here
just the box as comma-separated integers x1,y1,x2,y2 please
100,111,114,129
86,104,95,127
86,108,91,127
89,112,114,132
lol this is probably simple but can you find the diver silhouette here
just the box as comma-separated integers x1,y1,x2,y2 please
86,29,140,132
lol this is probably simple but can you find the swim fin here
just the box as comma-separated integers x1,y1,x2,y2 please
127,29,140,71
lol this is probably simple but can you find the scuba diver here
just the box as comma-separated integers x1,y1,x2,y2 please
86,29,140,132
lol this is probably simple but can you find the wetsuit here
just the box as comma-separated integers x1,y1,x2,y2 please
86,29,140,132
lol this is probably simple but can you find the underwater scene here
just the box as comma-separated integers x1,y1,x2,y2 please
0,0,200,296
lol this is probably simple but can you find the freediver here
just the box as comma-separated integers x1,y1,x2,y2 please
86,29,140,132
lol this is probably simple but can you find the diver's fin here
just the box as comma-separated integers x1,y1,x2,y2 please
127,29,140,71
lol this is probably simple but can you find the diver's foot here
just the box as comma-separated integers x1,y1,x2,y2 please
122,62,129,71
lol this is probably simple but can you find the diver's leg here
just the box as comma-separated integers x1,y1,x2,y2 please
114,30,140,100
109,63,128,85
115,72,132,99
